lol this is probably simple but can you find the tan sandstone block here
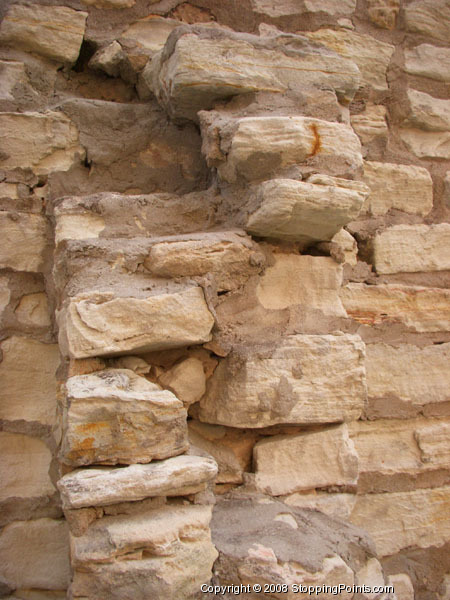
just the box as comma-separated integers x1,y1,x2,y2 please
199,334,366,428
0,212,48,273
362,161,433,216
0,337,59,426
61,369,188,466
351,104,388,147
0,276,10,319
82,0,135,7
405,0,450,42
404,89,450,132
331,229,358,265
415,422,450,467
14,292,51,328
367,0,400,29
254,425,358,496
55,213,105,244
158,357,206,406
405,44,450,83
340,283,450,332
59,287,214,358
253,0,356,17
245,177,367,245
349,487,450,556
284,492,357,521
120,16,181,58
373,224,450,274
0,519,70,590
0,111,84,176
0,433,55,502
306,29,395,92
256,254,346,316
387,574,414,600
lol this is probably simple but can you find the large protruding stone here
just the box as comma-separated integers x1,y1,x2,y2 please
146,25,360,120
245,177,367,245
58,287,215,358
199,334,366,428
60,369,188,466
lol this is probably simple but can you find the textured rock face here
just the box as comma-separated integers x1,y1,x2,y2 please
252,0,356,18
0,212,48,272
404,0,450,42
200,334,366,428
61,369,188,466
405,44,450,83
59,287,215,358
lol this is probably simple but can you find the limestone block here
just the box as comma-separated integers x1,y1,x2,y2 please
405,44,450,83
254,425,358,496
306,29,394,92
61,369,188,466
400,129,450,159
59,287,215,358
0,212,48,273
351,104,388,146
0,433,55,502
0,277,11,319
82,0,135,7
246,177,367,245
256,254,347,316
211,117,363,183
0,111,84,176
404,89,450,132
331,229,358,265
14,293,51,328
284,492,357,521
146,26,360,120
58,455,218,509
188,421,258,484
373,224,450,274
387,574,414,600
349,487,450,556
0,5,87,65
405,0,450,42
340,283,450,332
356,559,385,600
0,337,59,426
0,60,40,111
366,342,450,412
88,42,129,78
55,213,105,244
367,0,400,29
158,358,206,406
0,519,70,590
145,231,263,292
71,506,217,600
415,422,450,467
252,0,356,17
362,161,433,216
120,16,182,62
199,334,367,428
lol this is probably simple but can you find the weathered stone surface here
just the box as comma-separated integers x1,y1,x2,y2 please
199,334,367,428
58,455,218,509
188,421,258,484
349,486,450,556
415,422,450,467
404,89,450,132
207,116,364,183
145,231,263,291
0,337,59,426
331,229,358,265
356,558,385,599
254,425,358,496
61,369,188,466
387,574,414,600
367,0,400,29
147,26,360,120
245,177,367,245
0,277,10,320
82,0,135,7
362,161,433,216
366,342,450,414
0,60,40,112
14,292,51,328
0,111,84,176
0,519,70,590
256,254,347,316
306,29,394,92
373,224,450,274
341,283,450,332
55,213,105,244
59,287,214,358
0,212,48,273
405,44,450,83
0,5,87,64
71,506,217,600
252,0,356,17
400,128,450,159
119,16,182,66
88,41,129,78
0,433,55,502
351,103,388,147
405,0,450,42
158,357,206,406
284,492,357,521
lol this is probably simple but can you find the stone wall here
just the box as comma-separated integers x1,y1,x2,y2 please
0,0,449,599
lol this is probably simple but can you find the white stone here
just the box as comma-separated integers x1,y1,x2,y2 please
59,287,215,358
55,213,106,244
405,0,450,43
387,574,415,600
256,254,347,316
57,455,218,509
362,161,433,216
254,425,358,496
405,44,450,83
158,357,206,406
0,212,48,273
14,293,51,328
199,334,367,428
340,283,450,332
0,337,59,426
351,103,388,146
306,29,395,92
0,519,70,590
373,224,450,274
0,5,87,64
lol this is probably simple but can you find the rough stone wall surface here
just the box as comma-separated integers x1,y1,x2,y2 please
0,1,449,599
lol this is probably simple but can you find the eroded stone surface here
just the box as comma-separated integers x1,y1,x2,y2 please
61,369,188,466
405,0,450,42
199,334,366,428
405,44,450,83
0,212,48,273
158,357,206,407
14,292,51,328
367,0,400,29
351,104,388,147
252,0,356,17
